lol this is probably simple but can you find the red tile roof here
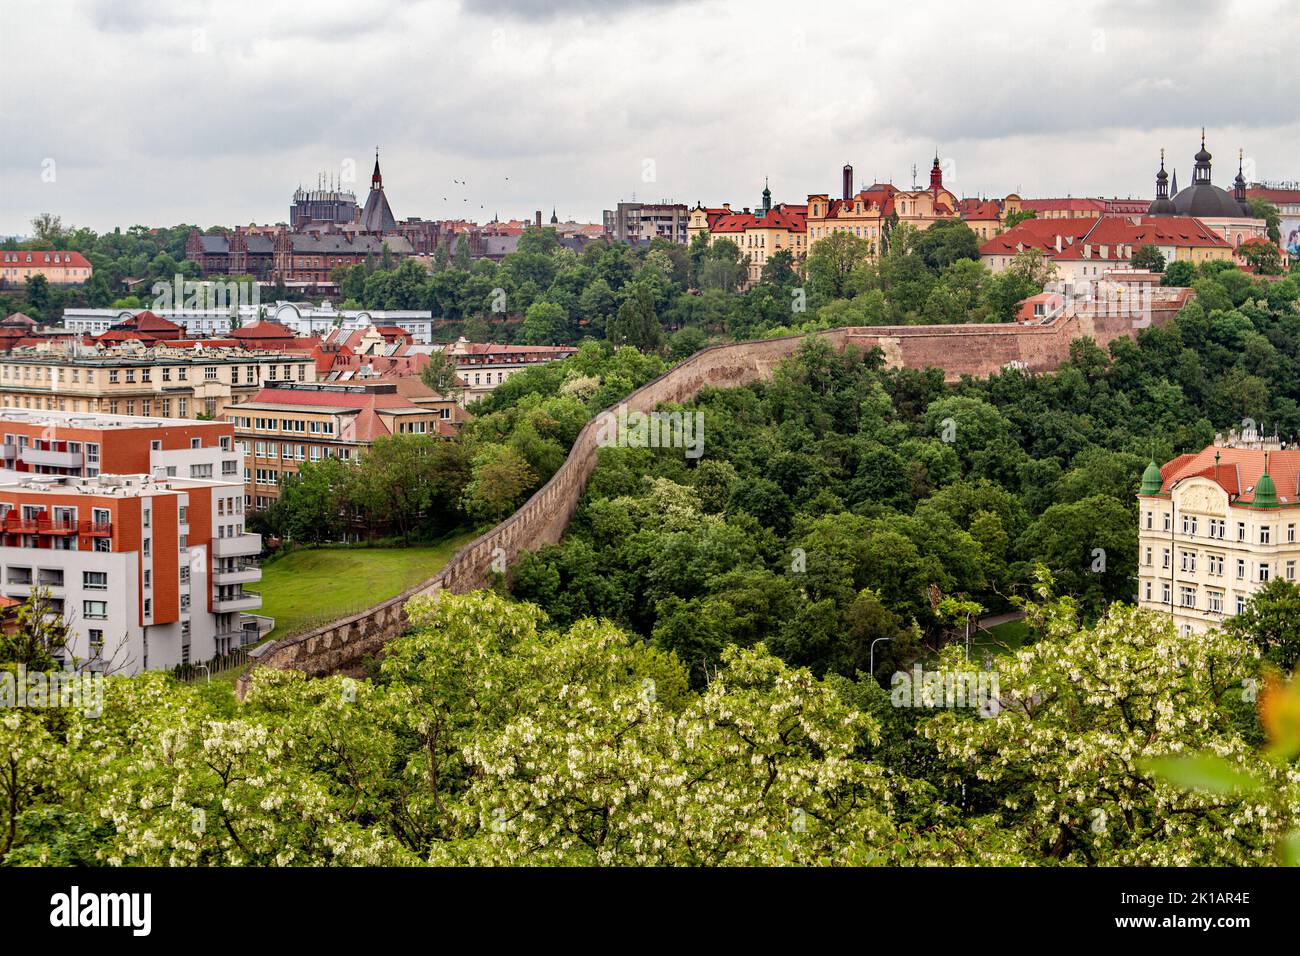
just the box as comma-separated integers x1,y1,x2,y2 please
979,217,1096,255
1246,187,1300,204
232,321,295,340
0,249,92,269
1152,446,1300,507
959,198,1002,220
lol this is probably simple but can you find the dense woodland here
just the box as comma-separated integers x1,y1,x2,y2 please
508,263,1300,681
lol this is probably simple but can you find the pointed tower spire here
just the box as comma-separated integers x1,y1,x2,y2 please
1233,148,1248,204
1149,148,1176,214
929,150,943,193
372,147,382,190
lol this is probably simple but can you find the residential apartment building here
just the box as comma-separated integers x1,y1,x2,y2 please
0,470,261,674
1137,439,1300,635
0,347,317,420
603,201,691,244
61,303,439,341
0,249,93,287
227,381,449,507
441,340,578,404
0,408,240,483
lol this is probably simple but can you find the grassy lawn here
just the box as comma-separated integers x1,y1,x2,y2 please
970,617,1030,657
247,531,477,641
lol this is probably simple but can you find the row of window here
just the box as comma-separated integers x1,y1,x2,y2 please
1144,510,1298,545
238,416,336,435
1144,581,1246,616
1143,546,1297,583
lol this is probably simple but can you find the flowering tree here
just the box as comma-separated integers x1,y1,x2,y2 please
920,579,1298,865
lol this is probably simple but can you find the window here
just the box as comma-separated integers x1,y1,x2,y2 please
1237,595,1247,615
189,463,213,478
1289,524,1296,544
143,598,151,617
1161,583,1171,604
1259,563,1271,583
1161,548,1171,569
1208,554,1224,576
1287,560,1296,582
1181,551,1197,573
83,600,108,620
1236,558,1246,580
1260,526,1272,545
1238,522,1247,542
1180,587,1196,609
1208,591,1223,614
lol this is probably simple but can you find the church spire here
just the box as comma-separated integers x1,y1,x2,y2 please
1233,148,1248,203
929,150,943,192
371,147,383,190
1148,148,1178,215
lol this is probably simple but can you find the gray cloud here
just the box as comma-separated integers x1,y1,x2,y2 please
1,0,1296,236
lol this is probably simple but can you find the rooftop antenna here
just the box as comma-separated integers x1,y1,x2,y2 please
911,164,918,189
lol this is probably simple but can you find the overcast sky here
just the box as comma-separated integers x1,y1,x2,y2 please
2,0,1296,236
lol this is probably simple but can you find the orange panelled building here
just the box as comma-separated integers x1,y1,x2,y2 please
0,411,260,673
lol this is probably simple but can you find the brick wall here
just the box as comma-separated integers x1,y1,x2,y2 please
235,297,1188,698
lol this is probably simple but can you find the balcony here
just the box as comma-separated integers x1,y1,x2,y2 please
212,565,262,586
212,590,262,613
2,515,39,534
37,516,78,535
21,447,84,469
211,532,262,557
215,617,261,647
79,519,112,536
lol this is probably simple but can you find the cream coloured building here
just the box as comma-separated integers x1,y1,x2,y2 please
688,182,808,288
0,346,316,420
1137,440,1300,635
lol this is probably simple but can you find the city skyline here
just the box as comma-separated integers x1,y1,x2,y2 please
3,0,1297,235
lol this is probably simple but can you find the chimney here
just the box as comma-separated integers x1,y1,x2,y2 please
842,164,853,201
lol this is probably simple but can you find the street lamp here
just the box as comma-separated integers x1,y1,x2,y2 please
869,636,893,675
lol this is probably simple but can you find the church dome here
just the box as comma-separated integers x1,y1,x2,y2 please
1171,182,1250,218
1171,132,1251,218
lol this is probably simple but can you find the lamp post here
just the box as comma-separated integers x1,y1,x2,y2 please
869,637,893,675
